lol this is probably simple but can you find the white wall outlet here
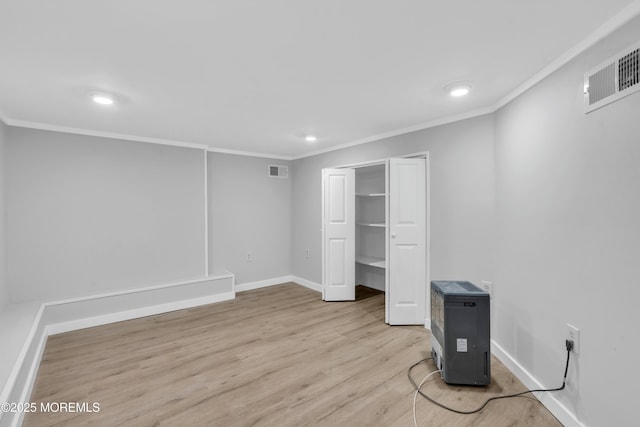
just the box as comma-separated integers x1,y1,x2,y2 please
305,248,310,259
481,280,493,297
247,251,253,262
567,323,580,354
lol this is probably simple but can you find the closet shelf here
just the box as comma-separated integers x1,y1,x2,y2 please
356,256,386,269
356,193,386,197
357,222,385,227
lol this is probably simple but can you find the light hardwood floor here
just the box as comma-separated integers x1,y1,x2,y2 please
24,283,562,426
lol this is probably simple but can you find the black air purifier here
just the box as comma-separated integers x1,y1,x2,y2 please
430,281,490,386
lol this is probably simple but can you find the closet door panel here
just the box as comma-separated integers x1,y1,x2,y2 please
388,158,426,324
322,169,355,301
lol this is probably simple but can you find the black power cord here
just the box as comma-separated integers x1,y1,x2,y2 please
408,340,573,415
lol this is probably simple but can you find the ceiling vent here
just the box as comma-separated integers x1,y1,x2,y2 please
585,41,640,113
268,165,288,178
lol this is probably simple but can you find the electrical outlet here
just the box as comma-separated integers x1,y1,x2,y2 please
566,323,580,354
305,248,310,259
247,251,253,262
481,280,493,297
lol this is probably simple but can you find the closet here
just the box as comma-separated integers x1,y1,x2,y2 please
322,157,427,325
355,163,387,293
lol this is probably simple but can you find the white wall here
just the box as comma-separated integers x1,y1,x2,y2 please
208,152,291,284
291,114,495,289
493,15,640,427
0,119,8,311
6,128,207,302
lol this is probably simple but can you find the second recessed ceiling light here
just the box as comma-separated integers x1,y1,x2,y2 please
447,83,471,97
91,93,114,105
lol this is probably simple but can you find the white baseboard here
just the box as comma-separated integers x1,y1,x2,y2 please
0,305,48,427
234,275,293,292
0,275,235,427
47,291,235,335
0,307,44,406
292,276,322,293
232,275,321,294
491,340,585,427
8,328,48,427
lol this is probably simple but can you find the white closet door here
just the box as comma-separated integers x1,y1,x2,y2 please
322,168,355,301
388,158,426,324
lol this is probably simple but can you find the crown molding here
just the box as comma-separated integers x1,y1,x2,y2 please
3,116,294,160
206,147,292,161
293,2,640,160
4,118,209,150
3,1,639,161
291,106,494,160
493,0,640,111
0,110,9,127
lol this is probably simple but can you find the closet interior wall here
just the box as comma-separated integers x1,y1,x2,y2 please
355,163,387,293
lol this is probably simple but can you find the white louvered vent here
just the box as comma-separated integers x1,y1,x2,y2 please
585,41,640,113
268,165,288,178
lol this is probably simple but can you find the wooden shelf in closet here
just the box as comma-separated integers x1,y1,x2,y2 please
356,256,386,269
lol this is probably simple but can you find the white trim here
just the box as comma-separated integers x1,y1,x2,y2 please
328,158,387,170
3,118,209,150
3,116,292,160
293,3,640,160
425,153,432,331
293,107,494,160
494,0,640,111
47,291,235,335
42,275,233,307
0,305,45,405
204,149,209,276
11,328,48,427
234,276,294,292
491,340,586,427
3,110,438,162
207,146,292,161
0,110,9,126
0,274,236,427
328,152,428,170
3,2,640,163
292,276,322,293
402,151,430,160
384,160,389,323
320,169,326,301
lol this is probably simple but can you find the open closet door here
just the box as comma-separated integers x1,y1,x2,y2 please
322,168,355,301
388,158,426,324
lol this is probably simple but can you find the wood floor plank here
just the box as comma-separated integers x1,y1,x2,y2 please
24,283,561,427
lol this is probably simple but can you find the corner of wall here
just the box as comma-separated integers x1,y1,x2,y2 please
491,14,640,427
0,119,9,313
207,152,293,285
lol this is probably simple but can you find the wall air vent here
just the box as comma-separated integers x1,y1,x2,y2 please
268,165,288,178
585,41,640,113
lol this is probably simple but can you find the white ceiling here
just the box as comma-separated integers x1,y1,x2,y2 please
0,1,638,159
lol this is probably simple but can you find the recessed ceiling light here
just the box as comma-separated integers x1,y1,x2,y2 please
91,93,114,105
449,85,471,97
305,135,317,142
